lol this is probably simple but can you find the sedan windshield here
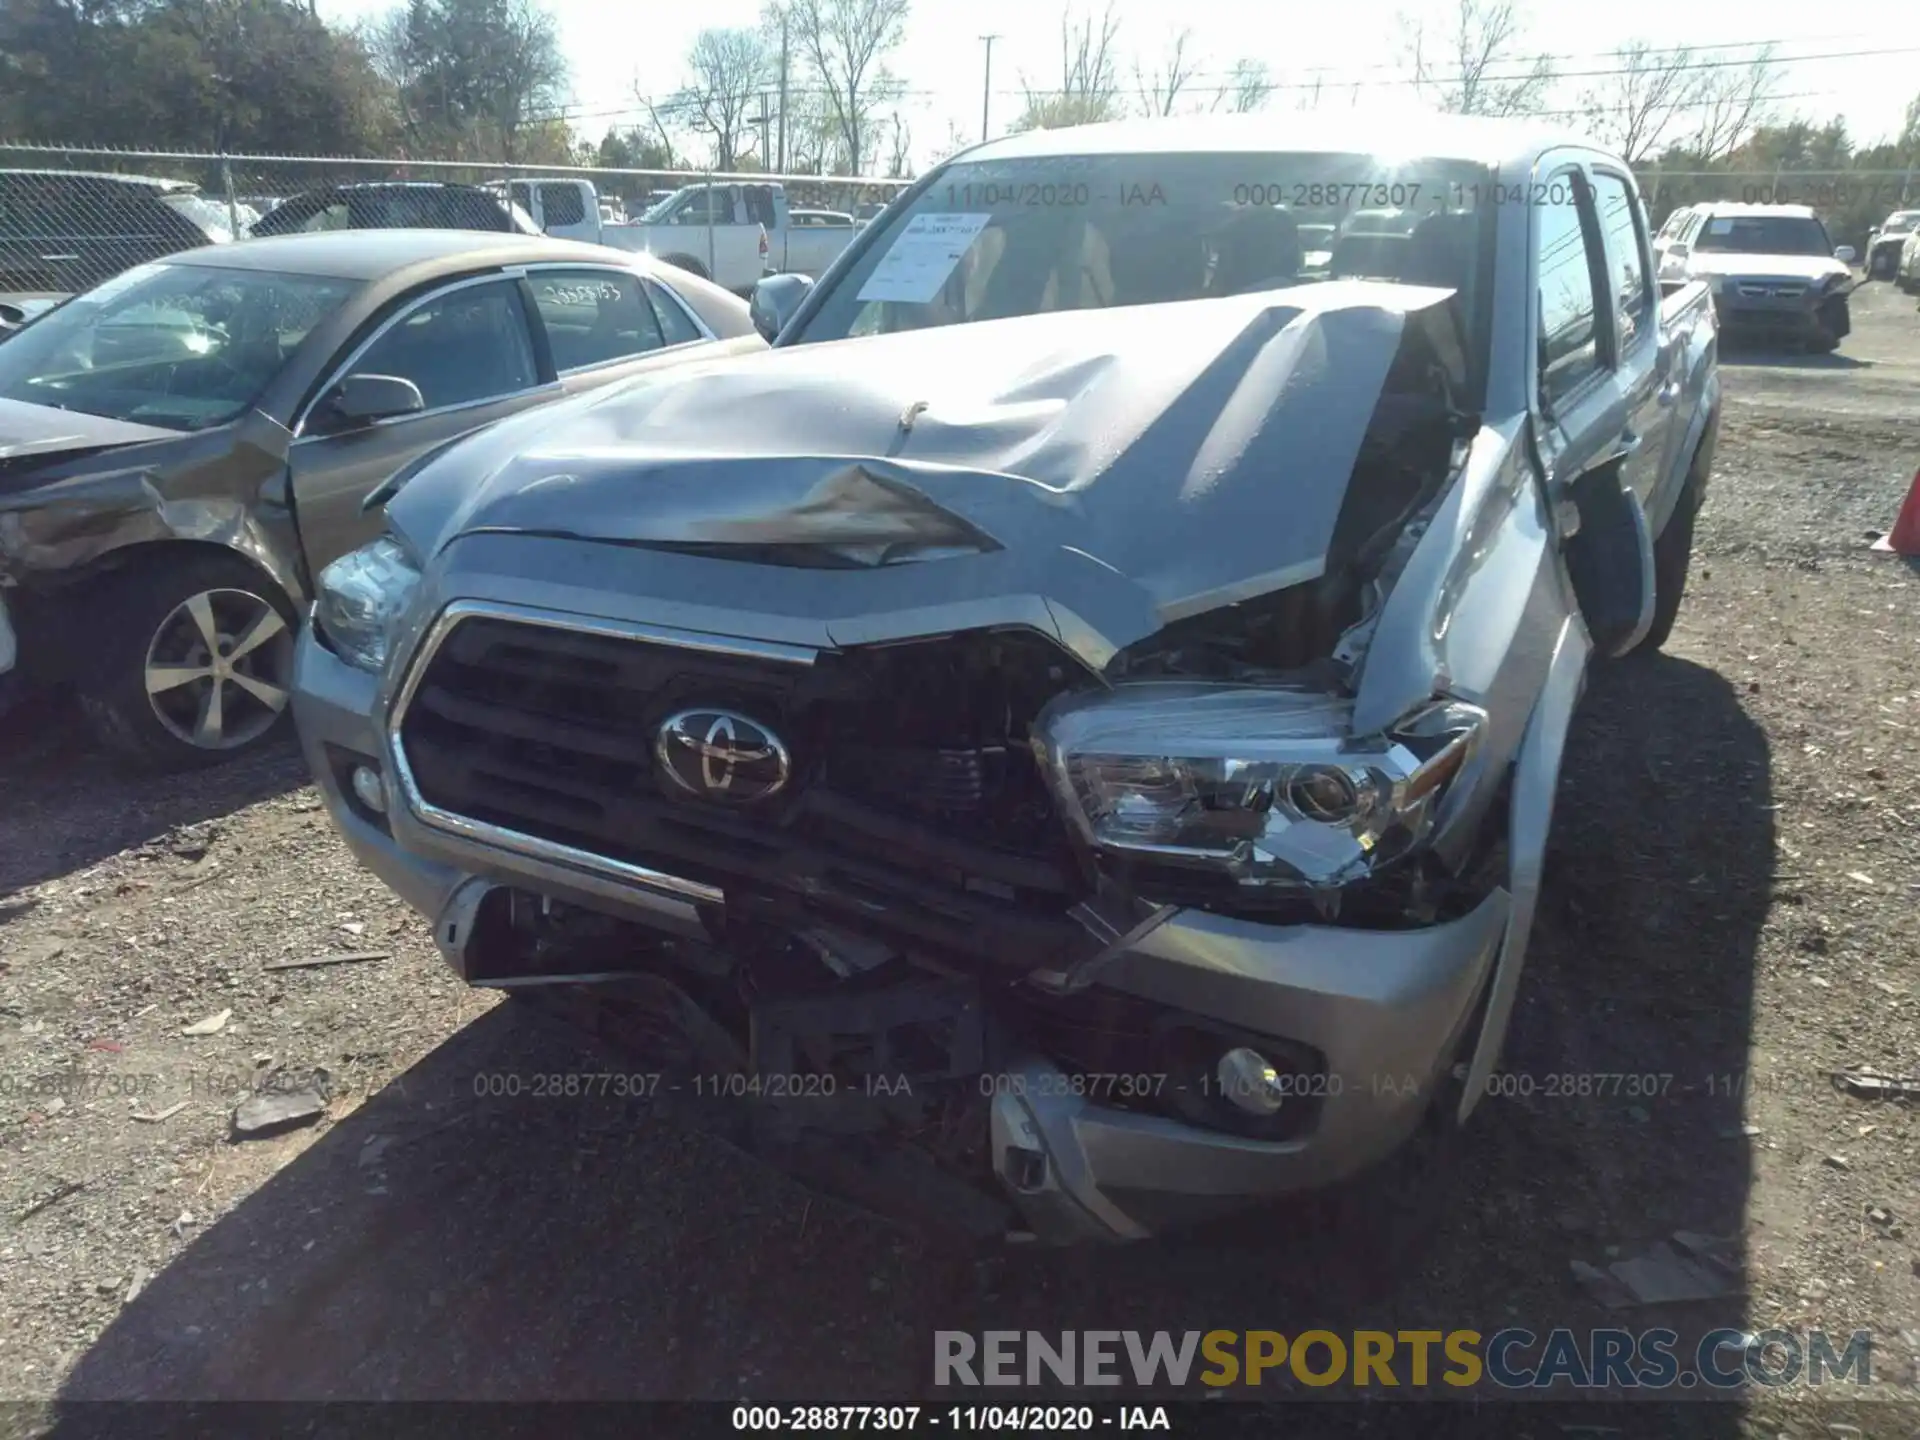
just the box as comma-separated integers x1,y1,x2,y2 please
1692,215,1832,256
789,150,1494,355
0,261,357,431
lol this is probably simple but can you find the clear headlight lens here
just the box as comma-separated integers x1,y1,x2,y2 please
314,535,421,673
1034,684,1485,888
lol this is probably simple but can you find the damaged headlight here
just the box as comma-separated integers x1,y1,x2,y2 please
1034,684,1484,888
313,535,421,674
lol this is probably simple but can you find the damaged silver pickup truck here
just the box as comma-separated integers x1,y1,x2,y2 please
293,116,1720,1244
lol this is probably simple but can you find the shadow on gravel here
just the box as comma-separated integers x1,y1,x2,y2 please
1718,344,1871,371
45,656,1774,1414
0,691,307,895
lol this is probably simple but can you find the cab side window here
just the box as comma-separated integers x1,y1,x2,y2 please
1535,172,1606,405
1590,171,1652,353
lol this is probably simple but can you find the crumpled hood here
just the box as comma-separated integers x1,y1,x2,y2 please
392,282,1461,622
0,397,176,465
1687,252,1850,285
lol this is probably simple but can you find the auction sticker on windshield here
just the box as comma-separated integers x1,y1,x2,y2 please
856,212,992,303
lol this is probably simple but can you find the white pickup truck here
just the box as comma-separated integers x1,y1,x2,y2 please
501,177,860,294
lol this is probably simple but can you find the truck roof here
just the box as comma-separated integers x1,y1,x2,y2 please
1677,201,1820,219
955,112,1599,169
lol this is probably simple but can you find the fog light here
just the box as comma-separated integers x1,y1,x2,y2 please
350,764,388,814
1215,1047,1287,1116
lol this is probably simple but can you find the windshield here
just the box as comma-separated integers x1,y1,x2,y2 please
1692,215,1832,256
0,261,357,431
789,150,1494,362
639,190,685,223
158,191,235,244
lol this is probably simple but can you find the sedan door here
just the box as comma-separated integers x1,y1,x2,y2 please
286,274,558,572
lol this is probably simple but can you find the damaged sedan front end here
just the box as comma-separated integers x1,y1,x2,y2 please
293,120,1690,1244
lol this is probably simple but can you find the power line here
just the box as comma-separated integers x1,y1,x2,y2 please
538,41,1920,125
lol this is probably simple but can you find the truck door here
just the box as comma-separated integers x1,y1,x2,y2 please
1528,154,1652,656
744,184,780,266
1588,165,1674,513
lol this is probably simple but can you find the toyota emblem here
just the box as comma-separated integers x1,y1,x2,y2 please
654,708,791,804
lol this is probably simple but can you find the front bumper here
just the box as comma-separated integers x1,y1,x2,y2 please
1711,285,1849,344
294,627,1510,1242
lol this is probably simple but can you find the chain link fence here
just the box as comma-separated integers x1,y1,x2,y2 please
3,141,1916,301
0,142,915,297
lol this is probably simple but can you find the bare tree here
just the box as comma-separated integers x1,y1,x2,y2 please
680,28,769,169
884,108,912,177
1402,0,1554,117
1134,27,1199,118
1012,3,1124,131
789,0,909,174
1688,48,1780,162
626,82,684,170
1579,41,1706,163
1213,57,1274,114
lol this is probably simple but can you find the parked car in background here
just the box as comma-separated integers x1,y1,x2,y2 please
1867,209,1920,280
1899,228,1920,293
294,114,1719,1246
0,169,231,297
1652,201,1855,351
605,181,861,292
0,295,63,339
249,183,539,238
0,230,761,768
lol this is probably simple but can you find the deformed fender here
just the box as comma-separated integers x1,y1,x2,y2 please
1455,609,1591,1124
0,420,303,604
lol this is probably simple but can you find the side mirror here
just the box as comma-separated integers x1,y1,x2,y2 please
324,373,425,430
750,273,813,342
1834,245,1857,265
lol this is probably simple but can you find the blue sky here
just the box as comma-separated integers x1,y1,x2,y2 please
316,0,1920,167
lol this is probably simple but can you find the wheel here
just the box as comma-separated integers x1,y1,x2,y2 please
659,254,709,280
78,550,298,771
1630,474,1699,655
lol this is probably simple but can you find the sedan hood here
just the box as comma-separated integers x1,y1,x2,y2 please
1688,252,1849,284
395,282,1466,623
0,397,176,464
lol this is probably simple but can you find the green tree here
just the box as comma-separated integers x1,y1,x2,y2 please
372,0,570,161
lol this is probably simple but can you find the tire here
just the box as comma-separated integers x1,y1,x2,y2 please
659,254,709,280
77,549,299,772
1630,474,1699,655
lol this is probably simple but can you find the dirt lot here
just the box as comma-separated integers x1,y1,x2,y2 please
2,282,1918,1428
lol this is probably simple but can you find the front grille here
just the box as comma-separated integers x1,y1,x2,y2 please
396,613,1094,972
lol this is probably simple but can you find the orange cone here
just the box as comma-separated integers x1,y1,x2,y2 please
1872,467,1920,555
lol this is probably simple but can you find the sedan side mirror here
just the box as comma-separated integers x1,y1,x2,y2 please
1834,245,1857,265
750,273,813,342
325,373,425,429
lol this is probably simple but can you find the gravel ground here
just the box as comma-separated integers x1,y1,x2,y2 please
1,281,1917,1428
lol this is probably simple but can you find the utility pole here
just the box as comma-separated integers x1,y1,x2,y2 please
777,6,791,173
979,34,998,142
754,91,773,168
